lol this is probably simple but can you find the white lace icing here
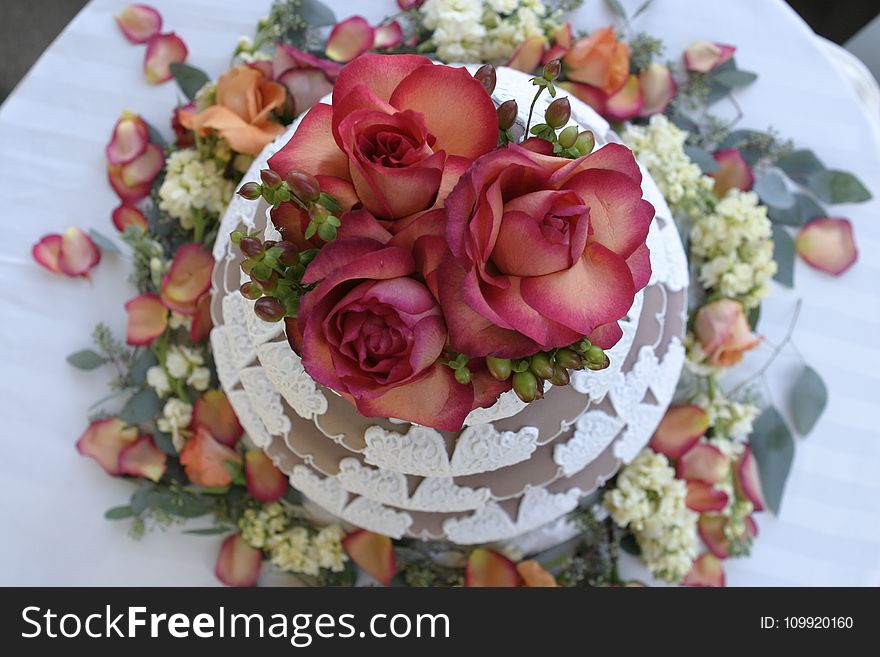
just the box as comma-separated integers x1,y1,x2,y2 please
256,341,328,419
239,367,292,436
554,411,625,477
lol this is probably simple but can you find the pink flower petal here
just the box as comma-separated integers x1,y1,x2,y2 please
605,74,643,121
683,553,725,587
106,112,149,165
374,21,404,50
710,147,754,198
677,443,730,484
650,405,710,459
325,16,375,63
108,143,164,203
465,548,522,587
125,293,168,345
179,427,241,488
343,530,395,586
735,445,766,512
795,217,858,276
559,82,607,116
144,32,188,85
160,243,213,315
244,451,287,502
191,390,243,447
112,203,149,232
59,227,101,277
684,40,736,73
639,63,678,116
118,435,167,482
32,234,63,274
215,534,262,587
396,0,424,8
507,35,547,73
698,514,730,558
76,418,139,476
686,481,729,513
114,4,162,44
190,293,213,344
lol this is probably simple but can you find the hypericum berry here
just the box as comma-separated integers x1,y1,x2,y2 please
239,237,263,257
253,271,278,293
529,352,554,379
512,370,539,402
558,125,579,149
239,281,262,300
237,182,261,200
542,59,561,82
276,241,299,267
554,348,583,370
454,366,472,385
575,130,595,155
486,356,512,381
260,168,282,189
474,64,497,95
497,100,518,131
585,345,605,366
309,203,329,223
240,259,254,275
285,171,320,202
230,230,245,244
549,365,570,386
544,97,571,129
586,353,610,371
254,296,285,322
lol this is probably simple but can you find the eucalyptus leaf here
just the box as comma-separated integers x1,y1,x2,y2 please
807,170,872,204
118,388,162,425
105,505,135,520
754,172,795,209
67,349,107,370
619,533,641,556
169,62,210,102
144,119,168,148
771,225,795,288
776,149,824,184
684,145,720,173
713,68,758,88
153,431,177,456
130,485,154,515
768,193,825,227
750,407,795,515
89,229,122,255
184,526,232,536
670,112,699,133
604,0,627,19
299,0,337,26
790,366,827,435
747,304,761,330
130,349,158,386
631,0,654,20
718,129,767,151
148,490,210,518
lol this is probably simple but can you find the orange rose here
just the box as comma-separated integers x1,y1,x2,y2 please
563,26,630,95
694,299,761,367
181,65,286,155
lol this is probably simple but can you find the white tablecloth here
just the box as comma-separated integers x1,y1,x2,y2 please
1,0,878,586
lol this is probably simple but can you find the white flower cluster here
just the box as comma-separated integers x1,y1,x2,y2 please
158,148,234,229
157,398,193,451
690,190,777,308
694,388,760,441
604,449,698,582
147,345,210,397
421,0,550,64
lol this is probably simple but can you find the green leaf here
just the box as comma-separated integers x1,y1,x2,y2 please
768,193,825,227
750,407,795,515
118,388,162,425
148,490,210,518
152,431,177,456
144,119,168,148
169,62,210,102
67,349,107,370
223,460,246,486
747,304,761,330
317,192,342,213
684,145,720,173
619,533,641,556
754,172,795,209
89,229,121,255
713,68,758,88
105,505,135,520
776,149,825,184
299,0,336,26
771,225,795,288
670,112,699,133
718,129,766,150
130,486,153,515
130,349,158,386
807,170,872,204
184,526,233,536
790,366,827,435
631,0,654,20
604,0,627,19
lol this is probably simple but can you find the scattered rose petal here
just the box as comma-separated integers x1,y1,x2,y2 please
710,147,754,198
677,443,730,484
342,530,396,586
179,427,241,488
144,32,188,85
686,481,729,513
76,418,138,475
684,40,736,73
795,217,858,276
649,404,710,459
118,434,167,482
683,553,725,587
734,445,766,512
516,560,558,587
697,514,730,558
465,548,522,587
107,142,164,203
560,81,607,116
106,112,149,165
112,203,149,232
396,0,424,9
59,227,101,277
160,243,213,315
507,35,547,73
746,514,759,538
325,17,375,63
32,234,63,274
125,293,168,345
114,4,162,44
373,21,404,50
639,63,677,116
191,390,244,447
190,293,213,343
244,451,287,502
215,533,262,587
605,74,643,121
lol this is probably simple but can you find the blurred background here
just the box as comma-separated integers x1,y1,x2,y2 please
1,0,879,101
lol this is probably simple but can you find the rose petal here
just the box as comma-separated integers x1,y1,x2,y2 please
795,217,858,276
59,227,101,277
144,32,188,85
516,560,559,587
507,35,547,73
32,234,63,274
374,21,404,50
683,553,725,587
76,418,138,476
605,74,643,121
125,292,168,345
112,203,148,232
118,435,167,482
710,147,754,198
244,451,287,502
108,143,164,203
625,241,652,291
160,243,213,315
564,27,630,94
179,427,241,488
342,530,395,586
215,534,262,587
684,40,736,73
639,63,678,116
190,293,213,344
268,103,350,180
677,443,730,485
191,389,244,447
465,549,522,587
686,481,729,513
650,404,710,459
106,112,149,165
589,321,623,349
332,53,431,105
559,81,607,116
114,4,162,44
278,68,335,118
735,445,766,512
325,16,375,63
698,514,730,558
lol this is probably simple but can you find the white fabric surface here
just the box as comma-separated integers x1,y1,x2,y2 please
0,0,878,586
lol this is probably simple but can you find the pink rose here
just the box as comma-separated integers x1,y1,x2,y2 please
694,299,761,367
292,211,507,431
439,142,653,358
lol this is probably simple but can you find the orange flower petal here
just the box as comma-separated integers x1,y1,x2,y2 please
114,4,162,44
125,292,168,345
735,446,766,512
191,389,244,447
144,32,188,85
710,148,754,198
649,404,710,459
179,427,241,488
215,533,262,587
76,418,139,476
639,63,677,116
190,293,213,343
465,548,522,587
683,553,725,587
516,560,559,587
795,217,858,276
325,16,375,63
677,443,730,485
605,74,643,121
686,481,729,513
244,451,287,502
342,530,395,586
118,434,167,482
507,35,547,73
698,514,730,558
160,243,213,315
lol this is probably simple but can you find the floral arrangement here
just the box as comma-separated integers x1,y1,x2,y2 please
33,0,868,587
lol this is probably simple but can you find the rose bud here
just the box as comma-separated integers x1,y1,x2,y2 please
237,181,262,200
486,356,512,381
285,171,320,202
542,59,562,81
239,237,263,257
474,64,497,95
497,99,518,131
575,130,595,155
529,352,555,379
513,370,539,402
554,348,583,370
240,281,262,300
558,125,579,149
260,168,282,189
254,296,285,322
544,97,571,128
549,365,570,386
